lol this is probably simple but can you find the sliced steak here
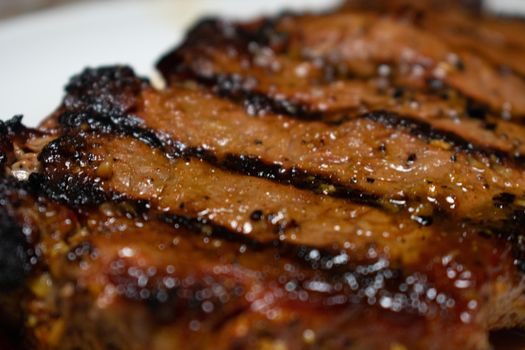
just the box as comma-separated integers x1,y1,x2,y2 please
2,0,525,349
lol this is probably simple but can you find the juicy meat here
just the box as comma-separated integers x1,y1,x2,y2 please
2,1,525,349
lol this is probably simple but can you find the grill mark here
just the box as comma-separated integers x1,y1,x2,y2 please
0,178,33,290
213,74,325,121
212,153,380,206
59,112,163,149
363,111,521,164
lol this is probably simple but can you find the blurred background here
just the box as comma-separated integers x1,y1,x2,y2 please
0,0,524,125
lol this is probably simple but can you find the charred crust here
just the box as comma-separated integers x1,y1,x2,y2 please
63,66,149,116
0,208,29,290
29,172,115,208
0,116,44,172
0,179,31,290
213,74,323,120
35,135,123,207
219,153,380,206
493,192,517,209
214,74,311,117
0,121,9,170
364,111,515,165
157,18,235,81
58,111,163,149
235,17,289,52
487,209,525,273
157,17,289,82
465,99,488,120
160,214,265,250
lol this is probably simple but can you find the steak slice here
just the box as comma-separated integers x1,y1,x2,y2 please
2,0,525,349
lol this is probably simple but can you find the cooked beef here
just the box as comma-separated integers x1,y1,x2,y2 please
2,1,525,349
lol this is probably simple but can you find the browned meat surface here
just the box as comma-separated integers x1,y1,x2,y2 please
2,1,525,349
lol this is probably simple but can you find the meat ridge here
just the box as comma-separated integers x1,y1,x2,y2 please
158,18,525,156
39,65,149,130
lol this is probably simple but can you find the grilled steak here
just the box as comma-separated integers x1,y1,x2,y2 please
2,0,525,349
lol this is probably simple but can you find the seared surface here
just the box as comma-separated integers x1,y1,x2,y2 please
2,0,525,349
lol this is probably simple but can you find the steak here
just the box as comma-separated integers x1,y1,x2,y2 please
2,0,525,349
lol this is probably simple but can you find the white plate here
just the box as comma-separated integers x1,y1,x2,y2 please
0,0,339,126
0,0,523,126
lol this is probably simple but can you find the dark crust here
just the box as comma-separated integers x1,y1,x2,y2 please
193,73,325,120
62,66,150,116
156,18,288,84
0,117,47,291
58,112,162,149
34,135,124,207
0,120,10,170
363,111,518,165
0,178,31,291
1,116,41,170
